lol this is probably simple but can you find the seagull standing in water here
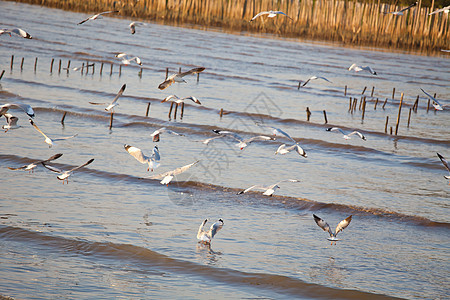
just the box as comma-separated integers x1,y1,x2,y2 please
2,114,20,132
0,28,32,39
77,10,119,25
313,214,352,245
161,95,201,105
158,67,205,90
437,153,450,184
145,160,199,185
249,11,293,21
348,63,377,75
237,179,300,196
384,2,417,16
420,88,446,110
197,219,224,244
8,153,63,173
0,103,35,118
326,127,366,140
29,120,78,148
42,158,94,184
89,84,126,112
124,144,160,172
150,127,184,142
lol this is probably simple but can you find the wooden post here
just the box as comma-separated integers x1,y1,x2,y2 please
323,110,328,124
138,68,143,78
86,61,89,75
352,98,358,112
359,97,363,110
426,99,430,112
34,57,38,72
81,63,84,75
382,98,388,109
413,95,419,113
348,97,352,112
298,81,302,90
180,102,185,119
197,72,200,83
407,108,412,128
119,65,122,76
374,98,378,110
20,58,24,71
362,98,366,120
61,112,67,125
168,102,174,118
178,67,181,74
10,55,14,71
165,67,169,80
370,86,375,97
395,93,403,135
344,85,347,96
92,63,95,75
390,126,393,135
385,116,389,133
392,88,395,100
50,58,54,73
145,103,151,117
66,60,70,73
306,107,311,121
361,86,367,95
109,112,114,130
100,62,104,75
0,70,5,80
110,64,113,76
219,108,224,118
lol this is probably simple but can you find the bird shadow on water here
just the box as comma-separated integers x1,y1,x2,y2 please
196,242,222,265
166,173,200,206
307,256,349,287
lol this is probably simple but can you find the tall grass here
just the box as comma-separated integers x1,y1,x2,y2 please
10,0,449,52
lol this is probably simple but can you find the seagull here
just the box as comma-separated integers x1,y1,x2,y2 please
437,153,450,184
275,144,307,158
8,153,63,173
206,130,275,150
145,160,199,185
42,158,94,184
300,76,332,88
348,63,377,75
29,119,78,148
0,103,35,118
326,127,366,140
129,22,146,34
0,28,32,39
115,53,142,66
313,214,352,245
63,63,94,72
197,219,224,244
237,179,300,196
150,127,184,142
429,5,450,15
77,10,119,25
161,95,201,105
249,11,293,22
89,84,126,112
384,1,417,16
158,67,205,90
420,88,446,111
2,113,20,132
124,144,160,172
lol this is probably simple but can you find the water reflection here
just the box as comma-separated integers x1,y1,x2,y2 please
308,257,349,287
196,242,222,265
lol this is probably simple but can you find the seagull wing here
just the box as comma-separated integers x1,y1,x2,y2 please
161,95,179,103
237,185,266,194
437,153,450,174
148,160,199,179
209,220,223,238
41,163,63,174
327,127,346,135
151,146,161,163
313,214,333,237
270,126,295,143
158,78,174,90
348,63,358,71
11,28,32,39
202,135,225,145
40,153,64,164
399,2,417,13
334,215,352,237
183,96,201,105
348,131,366,140
124,144,150,164
302,78,312,87
250,11,270,21
244,135,274,144
29,120,51,140
292,144,307,157
66,158,94,173
420,88,443,109
77,16,92,25
318,76,332,83
98,10,119,16
4,113,18,126
165,129,184,136
110,84,126,106
179,67,205,77
2,103,35,118
53,134,78,142
89,102,108,105
197,219,208,239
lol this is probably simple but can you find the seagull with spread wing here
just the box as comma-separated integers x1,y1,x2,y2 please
115,53,142,66
237,179,300,196
300,76,332,88
161,95,201,105
249,10,293,22
89,84,126,112
77,10,119,25
256,123,307,158
0,103,35,118
205,130,275,150
8,153,63,173
429,5,450,15
150,127,184,142
2,113,20,132
420,88,447,111
384,2,417,16
158,67,205,90
313,214,352,245
437,153,450,184
197,219,224,244
29,120,78,148
0,28,32,39
144,160,199,185
42,158,94,184
348,63,377,75
124,144,160,172
326,127,366,141
129,22,146,34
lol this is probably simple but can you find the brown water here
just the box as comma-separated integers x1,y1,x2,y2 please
0,1,449,299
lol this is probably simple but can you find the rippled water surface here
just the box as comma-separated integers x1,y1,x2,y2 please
0,1,449,299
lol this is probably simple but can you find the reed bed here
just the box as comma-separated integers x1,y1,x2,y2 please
10,0,450,52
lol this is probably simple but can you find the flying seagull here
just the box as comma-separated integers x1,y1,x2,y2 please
313,214,352,245
129,22,146,34
115,53,142,66
300,76,332,88
29,119,78,148
0,103,35,118
2,113,20,132
237,179,300,196
144,160,199,185
420,88,446,111
77,10,119,25
348,63,377,75
8,153,63,173
89,84,126,112
197,219,224,244
326,127,366,140
161,95,201,105
124,144,160,172
255,123,307,158
0,28,32,39
158,67,205,90
150,127,184,142
42,158,94,184
249,11,293,22
384,2,417,16
429,5,450,15
63,63,95,72
437,153,450,184
204,130,275,150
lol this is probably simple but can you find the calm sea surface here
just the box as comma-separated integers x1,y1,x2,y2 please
0,1,449,299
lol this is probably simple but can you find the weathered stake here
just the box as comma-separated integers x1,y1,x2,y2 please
306,107,311,121
92,63,95,75
145,102,151,117
10,55,14,71
58,59,62,74
61,112,67,125
361,86,367,95
361,98,366,120
119,65,122,76
168,102,174,118
395,93,403,135
426,99,430,112
20,58,24,71
382,98,388,109
390,126,393,135
34,57,38,72
370,86,375,97
374,98,379,110
407,108,412,128
323,110,328,124
197,73,200,83
50,58,54,73
110,64,113,76
109,112,114,130
0,70,5,80
100,62,104,75
385,116,389,133
220,108,224,118
413,95,419,113
392,88,395,100
165,67,169,80
173,103,179,119
81,63,84,75
348,97,352,112
181,102,185,119
66,60,71,73
344,85,347,96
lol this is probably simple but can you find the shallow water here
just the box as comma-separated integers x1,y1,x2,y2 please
0,1,449,299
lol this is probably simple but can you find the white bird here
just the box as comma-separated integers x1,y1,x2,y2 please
441,49,450,53
237,179,300,196
437,153,450,183
63,63,94,72
89,84,126,112
124,144,160,172
77,10,119,25
249,11,293,22
275,144,307,158
300,76,332,88
0,28,32,39
150,127,184,142
29,119,78,148
420,88,446,111
384,1,417,16
2,113,20,132
8,153,63,173
129,22,146,34
161,95,201,105
348,63,377,75
429,5,450,15
158,67,205,90
42,158,94,184
0,103,35,118
115,53,142,66
197,219,224,244
326,127,366,140
145,160,199,185
206,130,275,150
313,214,352,245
